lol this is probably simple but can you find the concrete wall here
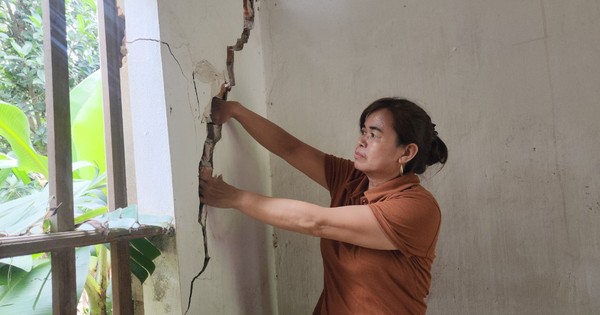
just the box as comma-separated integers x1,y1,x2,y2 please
124,0,276,314
260,1,600,314
125,0,600,314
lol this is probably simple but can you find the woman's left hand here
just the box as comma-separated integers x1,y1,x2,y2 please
199,168,242,209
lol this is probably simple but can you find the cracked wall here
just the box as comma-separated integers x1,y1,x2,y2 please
156,1,274,314
123,0,273,314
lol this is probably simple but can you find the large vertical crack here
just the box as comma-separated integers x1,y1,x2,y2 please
123,2,256,312
185,1,256,314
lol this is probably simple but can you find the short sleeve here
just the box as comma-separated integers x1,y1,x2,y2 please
369,191,441,258
324,154,355,195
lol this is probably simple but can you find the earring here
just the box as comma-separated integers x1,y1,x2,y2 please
400,164,404,177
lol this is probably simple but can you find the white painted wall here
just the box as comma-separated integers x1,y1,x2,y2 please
125,0,600,314
122,1,184,312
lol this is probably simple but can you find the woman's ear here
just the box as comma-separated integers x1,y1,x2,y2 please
399,143,419,164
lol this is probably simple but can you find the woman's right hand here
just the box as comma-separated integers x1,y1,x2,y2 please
211,97,239,125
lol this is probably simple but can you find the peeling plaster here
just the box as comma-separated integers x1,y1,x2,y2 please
194,60,225,122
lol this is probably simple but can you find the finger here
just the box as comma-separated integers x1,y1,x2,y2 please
211,96,222,110
198,179,211,193
218,83,226,98
199,167,213,179
198,179,207,188
216,82,230,98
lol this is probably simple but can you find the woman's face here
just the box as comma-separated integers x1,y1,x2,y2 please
354,109,407,185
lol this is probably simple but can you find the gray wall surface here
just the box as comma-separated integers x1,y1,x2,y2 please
260,1,600,314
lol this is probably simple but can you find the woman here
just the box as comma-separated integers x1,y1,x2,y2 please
200,95,448,314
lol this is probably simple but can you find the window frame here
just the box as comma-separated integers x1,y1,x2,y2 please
0,0,167,314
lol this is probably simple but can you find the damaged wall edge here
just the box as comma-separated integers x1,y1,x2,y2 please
186,0,256,313
123,0,275,313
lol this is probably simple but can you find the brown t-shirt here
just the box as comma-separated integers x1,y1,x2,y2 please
313,155,441,315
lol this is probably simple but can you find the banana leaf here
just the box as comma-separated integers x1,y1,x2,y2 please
0,102,48,177
69,70,106,179
0,247,91,314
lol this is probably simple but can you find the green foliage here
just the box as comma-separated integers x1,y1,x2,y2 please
0,68,104,182
70,71,106,178
0,179,171,313
0,248,91,314
0,172,42,202
0,82,171,313
0,167,107,236
0,101,48,177
0,0,45,146
0,0,100,155
0,2,170,312
0,68,105,201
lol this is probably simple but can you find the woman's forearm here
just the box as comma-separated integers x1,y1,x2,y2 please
199,173,395,250
234,190,325,237
231,103,305,160
228,103,327,187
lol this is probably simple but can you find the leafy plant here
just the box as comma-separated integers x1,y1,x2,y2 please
0,100,48,177
0,66,104,185
0,0,100,155
0,100,47,204
0,75,172,314
0,202,172,314
0,248,91,315
0,171,41,201
70,71,106,179
0,1,164,312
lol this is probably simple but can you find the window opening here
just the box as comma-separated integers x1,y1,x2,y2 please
0,0,171,314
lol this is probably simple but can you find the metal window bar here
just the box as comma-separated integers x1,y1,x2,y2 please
97,0,135,313
42,0,77,313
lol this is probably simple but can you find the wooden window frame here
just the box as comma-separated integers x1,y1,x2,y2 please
0,0,167,314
